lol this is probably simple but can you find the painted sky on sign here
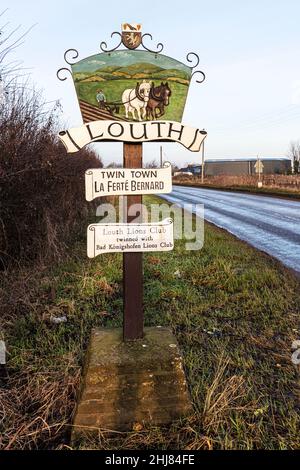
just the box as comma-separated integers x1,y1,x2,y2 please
2,0,300,167
72,51,191,74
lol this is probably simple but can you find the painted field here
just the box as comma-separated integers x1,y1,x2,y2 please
71,50,192,122
75,79,188,122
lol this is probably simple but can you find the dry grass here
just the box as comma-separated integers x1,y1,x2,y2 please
0,197,300,450
0,367,80,450
202,355,251,433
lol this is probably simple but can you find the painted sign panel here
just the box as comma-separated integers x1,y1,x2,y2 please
59,120,207,153
87,218,174,258
85,162,172,201
71,50,192,123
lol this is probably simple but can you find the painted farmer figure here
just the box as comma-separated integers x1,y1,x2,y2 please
96,89,106,109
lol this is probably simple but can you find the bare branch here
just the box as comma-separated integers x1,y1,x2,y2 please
0,10,35,83
0,22,10,32
0,24,22,48
0,9,9,20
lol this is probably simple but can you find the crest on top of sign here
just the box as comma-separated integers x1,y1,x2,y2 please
57,25,205,125
121,23,142,49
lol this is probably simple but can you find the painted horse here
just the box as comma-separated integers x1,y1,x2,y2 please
146,82,172,120
122,80,151,121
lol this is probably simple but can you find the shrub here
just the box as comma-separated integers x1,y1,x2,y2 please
0,85,102,268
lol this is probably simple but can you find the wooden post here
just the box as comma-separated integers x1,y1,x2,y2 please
201,139,205,183
123,143,143,341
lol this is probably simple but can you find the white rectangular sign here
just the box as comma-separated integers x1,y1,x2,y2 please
87,218,174,258
255,160,264,173
85,162,172,201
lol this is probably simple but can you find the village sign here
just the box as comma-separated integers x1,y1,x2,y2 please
57,23,207,341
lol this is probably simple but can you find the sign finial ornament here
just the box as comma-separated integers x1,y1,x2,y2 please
121,23,142,49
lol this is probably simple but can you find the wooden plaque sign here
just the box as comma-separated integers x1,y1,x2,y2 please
59,120,207,153
87,218,174,258
85,162,172,201
57,24,206,151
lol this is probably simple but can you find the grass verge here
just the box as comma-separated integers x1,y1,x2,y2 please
0,196,299,450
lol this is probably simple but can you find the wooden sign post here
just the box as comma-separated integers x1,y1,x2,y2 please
123,143,143,340
58,27,207,344
58,23,208,436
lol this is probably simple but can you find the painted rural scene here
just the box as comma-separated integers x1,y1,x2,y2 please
71,50,192,122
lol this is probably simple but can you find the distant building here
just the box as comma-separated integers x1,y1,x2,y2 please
174,171,193,177
179,157,291,176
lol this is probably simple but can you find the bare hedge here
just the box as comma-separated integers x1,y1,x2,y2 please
0,87,102,268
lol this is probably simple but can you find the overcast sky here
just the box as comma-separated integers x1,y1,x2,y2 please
2,0,300,166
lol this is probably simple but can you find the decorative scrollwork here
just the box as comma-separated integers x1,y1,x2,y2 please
64,48,79,65
185,52,205,84
191,70,206,84
57,67,72,81
99,31,164,55
186,52,200,70
140,33,164,54
57,32,205,87
57,49,79,81
100,31,122,53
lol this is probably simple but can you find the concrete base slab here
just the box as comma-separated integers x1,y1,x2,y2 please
72,326,192,437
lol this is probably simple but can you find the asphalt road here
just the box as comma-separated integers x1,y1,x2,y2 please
161,185,300,274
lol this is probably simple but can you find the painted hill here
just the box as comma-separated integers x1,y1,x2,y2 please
74,62,191,83
97,65,123,73
151,68,190,80
94,62,163,76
